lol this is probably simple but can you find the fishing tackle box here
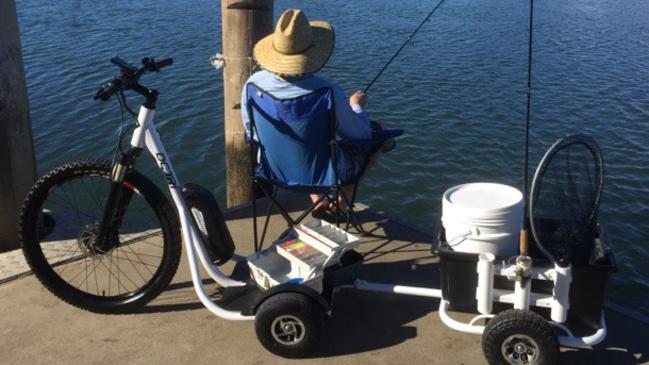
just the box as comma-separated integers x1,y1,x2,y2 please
435,222,617,330
247,219,361,293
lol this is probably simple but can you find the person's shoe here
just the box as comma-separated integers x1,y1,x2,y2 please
311,207,346,223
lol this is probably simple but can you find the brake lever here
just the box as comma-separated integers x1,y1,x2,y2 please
93,79,122,101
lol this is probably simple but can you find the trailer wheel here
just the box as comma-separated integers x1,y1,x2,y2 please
482,309,559,365
255,292,324,358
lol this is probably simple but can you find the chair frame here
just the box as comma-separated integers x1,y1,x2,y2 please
246,84,367,252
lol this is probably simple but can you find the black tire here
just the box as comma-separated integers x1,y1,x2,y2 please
482,309,559,365
19,160,181,313
254,292,324,358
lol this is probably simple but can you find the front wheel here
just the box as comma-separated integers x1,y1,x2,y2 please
482,309,559,365
19,160,181,313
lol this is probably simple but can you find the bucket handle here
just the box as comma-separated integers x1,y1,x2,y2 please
446,227,512,247
447,230,473,247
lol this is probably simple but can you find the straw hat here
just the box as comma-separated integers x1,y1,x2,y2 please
254,9,334,76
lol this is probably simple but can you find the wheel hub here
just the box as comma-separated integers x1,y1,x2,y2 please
77,222,119,254
271,315,305,346
501,334,539,365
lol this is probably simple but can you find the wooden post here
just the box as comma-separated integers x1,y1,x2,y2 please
221,0,273,208
0,0,37,252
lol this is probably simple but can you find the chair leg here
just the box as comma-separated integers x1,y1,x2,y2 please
350,208,367,235
350,183,366,234
252,182,259,252
257,183,295,227
335,187,340,228
343,186,353,231
340,184,366,235
258,186,276,250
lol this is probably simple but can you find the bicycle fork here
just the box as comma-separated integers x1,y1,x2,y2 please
95,149,142,252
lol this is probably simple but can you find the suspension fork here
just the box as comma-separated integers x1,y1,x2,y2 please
96,147,142,249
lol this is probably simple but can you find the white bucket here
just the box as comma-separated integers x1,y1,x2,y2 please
442,183,523,258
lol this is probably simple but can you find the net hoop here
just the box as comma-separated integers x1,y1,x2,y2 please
529,134,604,264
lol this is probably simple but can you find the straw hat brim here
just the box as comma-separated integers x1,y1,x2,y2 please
254,20,334,76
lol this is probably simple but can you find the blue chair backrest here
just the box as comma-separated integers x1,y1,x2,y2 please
246,83,337,187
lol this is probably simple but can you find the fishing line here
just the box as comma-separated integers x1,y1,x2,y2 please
520,0,535,255
363,0,446,93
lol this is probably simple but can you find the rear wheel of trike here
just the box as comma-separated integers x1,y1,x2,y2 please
482,309,559,365
254,292,325,358
19,160,181,313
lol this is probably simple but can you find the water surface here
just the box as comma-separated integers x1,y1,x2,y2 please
17,0,649,315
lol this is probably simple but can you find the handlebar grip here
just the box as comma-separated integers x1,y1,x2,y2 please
140,57,173,72
155,58,173,69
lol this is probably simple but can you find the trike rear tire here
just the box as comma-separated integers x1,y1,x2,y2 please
482,309,559,365
254,292,324,358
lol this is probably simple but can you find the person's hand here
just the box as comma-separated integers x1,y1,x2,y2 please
349,91,367,108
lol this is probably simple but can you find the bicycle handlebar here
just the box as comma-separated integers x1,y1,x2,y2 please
94,56,173,101
148,57,173,70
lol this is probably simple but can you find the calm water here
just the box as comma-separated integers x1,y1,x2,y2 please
17,0,649,315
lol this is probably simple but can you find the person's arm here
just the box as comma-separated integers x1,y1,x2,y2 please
333,86,373,140
240,82,252,142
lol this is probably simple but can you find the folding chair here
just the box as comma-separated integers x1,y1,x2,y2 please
245,82,400,251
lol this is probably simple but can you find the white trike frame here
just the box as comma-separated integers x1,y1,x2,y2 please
132,105,253,321
133,104,607,346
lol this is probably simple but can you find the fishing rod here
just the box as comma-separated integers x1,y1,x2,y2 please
363,0,446,93
519,0,535,256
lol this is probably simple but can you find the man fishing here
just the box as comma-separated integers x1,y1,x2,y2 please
240,8,391,216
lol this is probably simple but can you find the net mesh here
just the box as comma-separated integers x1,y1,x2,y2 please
529,135,603,266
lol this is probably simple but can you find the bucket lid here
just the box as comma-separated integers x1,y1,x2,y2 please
443,183,523,213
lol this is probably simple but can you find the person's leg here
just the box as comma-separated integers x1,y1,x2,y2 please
321,121,386,212
334,149,381,211
311,193,331,212
361,149,381,179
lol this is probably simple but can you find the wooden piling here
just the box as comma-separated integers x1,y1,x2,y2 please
221,0,273,208
0,0,37,252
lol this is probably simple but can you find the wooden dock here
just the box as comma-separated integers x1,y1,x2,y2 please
1,195,647,364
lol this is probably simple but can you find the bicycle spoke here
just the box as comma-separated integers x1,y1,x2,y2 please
108,249,113,296
120,234,163,249
117,250,161,259
119,229,162,245
46,193,96,221
111,249,141,289
81,177,106,212
67,255,97,288
116,246,150,284
93,252,129,293
58,185,89,226
122,245,157,276
116,249,121,294
55,245,84,277
42,247,84,253
93,255,101,295
116,250,159,269
130,238,163,249
84,255,89,292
